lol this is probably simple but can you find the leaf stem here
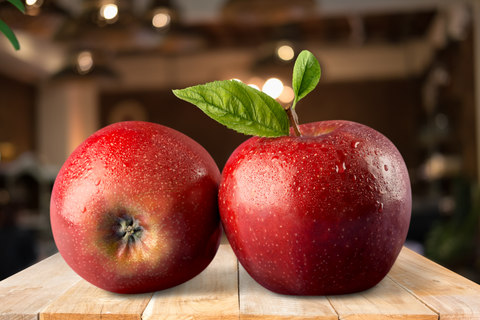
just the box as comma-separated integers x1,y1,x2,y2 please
286,105,302,137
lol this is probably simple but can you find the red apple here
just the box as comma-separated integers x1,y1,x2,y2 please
50,121,222,294
219,120,411,295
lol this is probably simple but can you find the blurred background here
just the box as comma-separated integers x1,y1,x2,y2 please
0,0,479,283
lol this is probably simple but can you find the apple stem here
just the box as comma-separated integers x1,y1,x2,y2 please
286,105,302,137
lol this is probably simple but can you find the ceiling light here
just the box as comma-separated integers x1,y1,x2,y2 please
153,12,171,28
25,0,43,15
262,78,283,99
100,4,118,20
77,51,93,74
277,45,294,61
26,0,43,7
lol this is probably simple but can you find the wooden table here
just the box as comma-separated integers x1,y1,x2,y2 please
1,244,479,320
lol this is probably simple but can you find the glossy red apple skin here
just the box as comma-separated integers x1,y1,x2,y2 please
51,121,222,294
219,120,411,295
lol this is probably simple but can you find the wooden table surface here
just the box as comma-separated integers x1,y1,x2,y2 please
1,244,479,320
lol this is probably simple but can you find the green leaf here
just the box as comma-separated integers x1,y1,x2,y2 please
292,50,321,109
173,80,290,137
0,18,20,51
7,0,26,14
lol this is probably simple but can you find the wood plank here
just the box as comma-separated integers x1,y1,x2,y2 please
388,247,480,320
238,264,338,320
142,244,239,320
327,275,438,320
0,253,82,320
40,279,153,320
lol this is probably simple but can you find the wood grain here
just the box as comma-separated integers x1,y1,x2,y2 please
40,279,153,320
0,253,82,320
389,247,480,320
238,264,338,320
142,244,239,320
327,276,438,319
2,245,480,320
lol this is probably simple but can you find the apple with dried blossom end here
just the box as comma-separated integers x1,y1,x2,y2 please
219,120,411,295
174,50,412,295
50,121,222,294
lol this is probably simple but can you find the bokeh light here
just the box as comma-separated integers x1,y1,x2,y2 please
278,86,294,103
262,78,283,98
100,4,118,20
277,45,295,61
77,51,93,74
153,12,171,28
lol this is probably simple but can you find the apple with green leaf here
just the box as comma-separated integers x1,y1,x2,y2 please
174,50,411,295
50,121,222,294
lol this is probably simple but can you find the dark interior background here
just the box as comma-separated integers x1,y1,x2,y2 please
0,0,479,283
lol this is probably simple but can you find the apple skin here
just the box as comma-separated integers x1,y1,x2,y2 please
219,120,411,295
51,121,222,294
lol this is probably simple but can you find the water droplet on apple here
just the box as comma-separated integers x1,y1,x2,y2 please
384,164,388,171
81,207,87,213
378,203,384,213
335,163,346,174
95,178,101,186
351,141,360,148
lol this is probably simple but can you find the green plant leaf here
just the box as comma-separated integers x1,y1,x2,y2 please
0,18,20,51
292,50,321,109
173,80,290,137
7,0,25,13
